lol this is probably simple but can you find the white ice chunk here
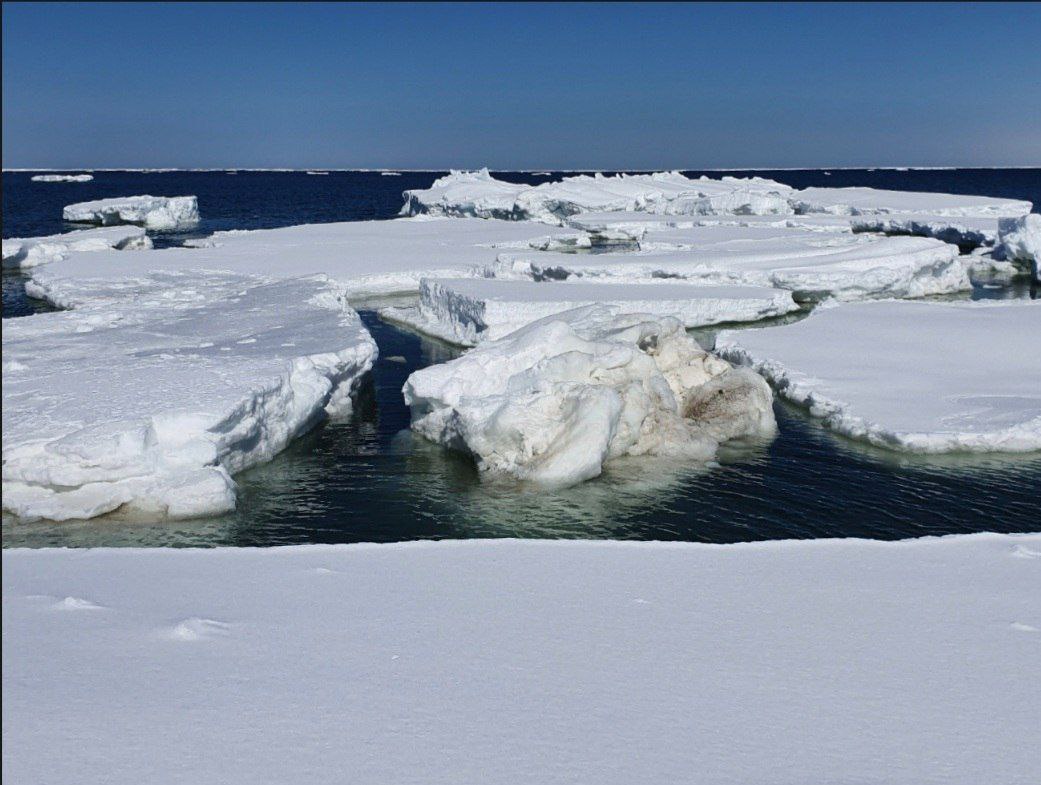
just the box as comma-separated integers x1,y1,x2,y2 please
401,169,530,220
996,213,1041,280
717,300,1041,453
2,274,377,522
850,213,1000,248
403,305,775,486
63,195,200,230
2,226,152,270
792,186,1031,217
384,277,798,346
31,173,93,183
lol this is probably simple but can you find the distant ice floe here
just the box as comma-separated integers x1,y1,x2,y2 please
306,171,329,176
63,195,200,230
383,277,799,346
380,171,402,176
403,305,776,486
31,173,93,183
717,299,1041,453
2,274,376,522
2,226,151,270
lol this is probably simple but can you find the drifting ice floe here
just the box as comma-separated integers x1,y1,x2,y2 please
493,229,966,302
997,213,1040,279
25,217,578,303
403,305,775,486
717,300,1041,453
791,186,1031,217
2,274,377,522
31,173,93,183
384,277,798,346
63,195,200,230
402,169,794,224
2,226,151,270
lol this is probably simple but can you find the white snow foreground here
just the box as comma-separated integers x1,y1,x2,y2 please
26,217,578,303
718,300,1041,453
63,195,200,230
31,173,93,183
403,306,775,486
402,169,794,224
4,534,1040,785
384,277,798,346
1,226,152,270
2,275,377,522
493,228,966,302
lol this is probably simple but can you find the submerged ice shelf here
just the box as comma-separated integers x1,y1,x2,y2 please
62,195,200,230
717,300,1041,453
2,274,377,522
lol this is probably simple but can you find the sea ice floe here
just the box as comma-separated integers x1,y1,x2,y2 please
403,305,775,486
791,186,1031,217
850,213,1000,249
491,229,966,302
402,170,794,224
2,226,152,270
31,173,93,183
63,195,200,230
996,213,1040,279
383,277,799,346
2,274,377,522
717,299,1041,453
566,210,854,237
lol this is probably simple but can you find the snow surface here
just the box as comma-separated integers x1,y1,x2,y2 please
792,186,1031,217
403,169,794,224
384,277,798,346
2,274,377,522
31,173,93,182
493,230,966,302
403,305,775,486
4,534,1040,785
1,226,151,270
25,217,578,303
62,195,200,230
566,209,854,236
718,300,1041,453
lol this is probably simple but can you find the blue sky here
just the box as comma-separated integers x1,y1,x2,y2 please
3,2,1040,169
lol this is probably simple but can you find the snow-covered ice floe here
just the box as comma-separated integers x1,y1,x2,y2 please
4,534,1039,785
566,210,854,237
402,169,794,224
492,227,966,302
1,226,151,270
30,173,93,183
62,195,200,230
791,186,1031,217
383,277,798,346
717,300,1041,453
403,305,775,486
24,217,579,303
2,274,376,522
997,213,1041,280
850,213,1000,249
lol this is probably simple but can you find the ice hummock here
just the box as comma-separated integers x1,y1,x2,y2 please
996,213,1040,280
383,277,798,346
31,173,93,183
403,305,775,486
2,226,151,270
2,274,377,522
63,195,200,230
791,186,1031,217
717,300,1041,453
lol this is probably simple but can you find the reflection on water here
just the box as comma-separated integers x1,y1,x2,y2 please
6,311,1039,548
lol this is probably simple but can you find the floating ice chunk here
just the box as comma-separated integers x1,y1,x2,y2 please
717,300,1041,453
996,214,1040,280
2,226,152,270
850,213,999,249
63,195,200,230
383,277,799,346
403,305,775,486
306,171,329,175
31,173,93,183
401,169,530,220
493,229,966,302
792,187,1031,217
2,275,377,522
380,171,402,176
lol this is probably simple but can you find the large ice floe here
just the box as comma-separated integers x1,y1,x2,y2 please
492,226,967,302
384,277,798,346
6,534,1038,785
63,195,200,230
790,186,1031,217
2,226,152,270
2,274,377,522
403,305,776,486
718,300,1041,453
30,173,93,183
402,169,794,224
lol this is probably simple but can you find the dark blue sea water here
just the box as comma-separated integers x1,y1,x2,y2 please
3,169,1039,546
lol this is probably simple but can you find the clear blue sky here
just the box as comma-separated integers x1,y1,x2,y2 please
3,2,1040,169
